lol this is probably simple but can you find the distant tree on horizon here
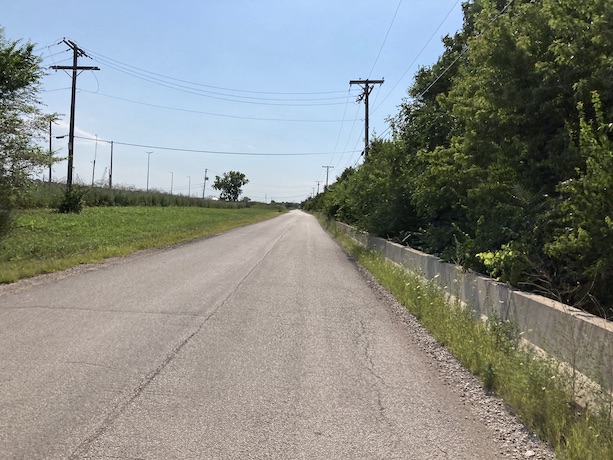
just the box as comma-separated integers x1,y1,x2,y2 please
213,171,249,201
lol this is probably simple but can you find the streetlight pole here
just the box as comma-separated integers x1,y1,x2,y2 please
169,171,173,195
146,151,153,191
108,141,114,189
91,134,98,187
202,169,208,199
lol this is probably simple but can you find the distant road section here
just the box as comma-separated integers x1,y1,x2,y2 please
1,210,517,459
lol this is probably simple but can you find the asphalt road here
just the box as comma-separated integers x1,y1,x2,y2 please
1,210,506,459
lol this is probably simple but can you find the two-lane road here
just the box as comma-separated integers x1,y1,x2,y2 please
0,211,543,459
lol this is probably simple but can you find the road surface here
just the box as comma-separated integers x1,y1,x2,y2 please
0,210,546,459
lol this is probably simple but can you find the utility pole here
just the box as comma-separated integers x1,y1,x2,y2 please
146,151,153,191
48,119,53,184
202,169,209,199
50,39,99,189
188,176,191,197
108,141,114,189
315,180,322,195
169,172,174,195
322,165,334,190
91,134,98,187
349,79,384,160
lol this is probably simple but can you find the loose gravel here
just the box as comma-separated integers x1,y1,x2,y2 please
355,262,557,460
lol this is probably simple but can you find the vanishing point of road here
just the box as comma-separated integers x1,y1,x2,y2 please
0,210,547,459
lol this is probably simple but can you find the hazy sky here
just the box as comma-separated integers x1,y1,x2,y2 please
3,1,464,202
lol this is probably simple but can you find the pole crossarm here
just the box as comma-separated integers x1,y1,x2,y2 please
49,66,100,71
349,79,385,85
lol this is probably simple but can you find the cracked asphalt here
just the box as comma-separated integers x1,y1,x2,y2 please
1,210,523,459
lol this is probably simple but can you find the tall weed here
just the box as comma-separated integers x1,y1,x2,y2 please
332,228,613,459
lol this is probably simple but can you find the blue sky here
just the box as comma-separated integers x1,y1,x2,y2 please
3,1,464,202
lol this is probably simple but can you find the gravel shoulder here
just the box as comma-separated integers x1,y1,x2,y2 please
350,256,556,459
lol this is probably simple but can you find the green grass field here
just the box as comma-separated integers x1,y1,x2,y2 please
0,206,283,283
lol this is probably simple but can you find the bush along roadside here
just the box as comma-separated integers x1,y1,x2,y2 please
329,223,613,460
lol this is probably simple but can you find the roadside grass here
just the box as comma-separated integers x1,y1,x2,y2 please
332,228,613,460
0,206,283,283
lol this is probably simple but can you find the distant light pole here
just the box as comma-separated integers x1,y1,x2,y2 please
202,169,209,199
146,151,153,191
91,134,98,187
108,141,114,188
88,137,113,188
56,134,114,188
188,176,191,197
169,171,174,194
55,134,71,183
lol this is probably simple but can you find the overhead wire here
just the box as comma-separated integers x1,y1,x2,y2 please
326,0,403,181
372,0,462,115
85,58,350,106
84,48,351,105
368,0,403,79
69,135,360,156
84,48,349,96
323,0,405,184
366,0,403,122
376,0,516,140
325,88,353,168
76,89,359,123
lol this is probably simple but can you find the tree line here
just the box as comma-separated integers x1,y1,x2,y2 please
303,0,613,319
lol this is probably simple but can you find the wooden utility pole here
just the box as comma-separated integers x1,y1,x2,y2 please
48,119,53,184
108,141,114,189
50,39,99,189
349,79,384,160
322,165,334,190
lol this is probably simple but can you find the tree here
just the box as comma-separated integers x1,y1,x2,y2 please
543,93,613,317
0,28,52,234
213,171,249,201
309,0,613,317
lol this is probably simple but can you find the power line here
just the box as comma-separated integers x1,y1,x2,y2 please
68,135,359,156
77,89,360,123
369,0,403,78
95,58,351,104
83,47,350,98
373,0,462,115
328,88,354,166
377,0,516,140
412,0,515,102
78,58,350,106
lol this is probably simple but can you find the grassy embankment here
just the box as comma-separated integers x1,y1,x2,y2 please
0,206,283,283
328,223,613,460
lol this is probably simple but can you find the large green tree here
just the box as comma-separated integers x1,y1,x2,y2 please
0,28,52,234
213,171,249,201
543,93,613,315
306,0,613,317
